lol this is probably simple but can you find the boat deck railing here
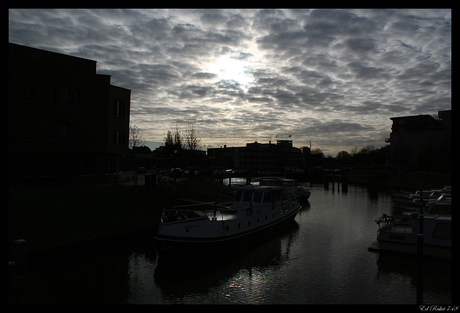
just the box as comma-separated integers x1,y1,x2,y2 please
160,198,296,224
375,214,418,234
160,201,233,224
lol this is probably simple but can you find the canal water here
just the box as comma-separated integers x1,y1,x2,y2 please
26,182,452,304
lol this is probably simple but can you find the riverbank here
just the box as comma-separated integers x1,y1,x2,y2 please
9,170,450,261
346,170,451,190
8,177,233,261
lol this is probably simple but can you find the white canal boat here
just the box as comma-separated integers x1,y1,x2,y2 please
369,199,451,260
155,185,301,255
258,177,311,201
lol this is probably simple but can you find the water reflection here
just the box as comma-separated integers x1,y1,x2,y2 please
153,221,299,302
125,219,300,304
376,254,452,304
24,184,451,304
125,184,451,304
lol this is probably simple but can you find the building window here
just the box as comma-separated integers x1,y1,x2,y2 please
114,100,125,117
25,120,33,140
72,124,80,141
114,130,125,145
60,86,70,106
105,158,115,174
73,89,80,108
113,130,122,145
49,122,56,140
49,86,56,106
26,84,33,103
59,123,70,141
114,100,126,118
114,100,120,117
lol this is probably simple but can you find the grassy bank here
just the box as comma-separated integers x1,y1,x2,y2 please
8,178,233,258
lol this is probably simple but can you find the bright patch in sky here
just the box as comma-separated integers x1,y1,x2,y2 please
208,56,253,85
8,8,451,155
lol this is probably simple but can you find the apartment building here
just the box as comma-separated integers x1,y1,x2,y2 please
9,43,131,185
388,110,451,170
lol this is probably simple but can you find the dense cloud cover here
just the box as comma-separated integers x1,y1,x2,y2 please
9,9,451,154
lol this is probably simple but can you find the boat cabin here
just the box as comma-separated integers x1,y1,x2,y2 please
234,186,279,208
258,178,298,187
232,186,298,218
232,186,287,210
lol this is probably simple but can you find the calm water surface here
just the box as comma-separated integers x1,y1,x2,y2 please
27,183,452,304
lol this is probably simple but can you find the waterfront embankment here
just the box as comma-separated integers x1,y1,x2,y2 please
8,177,233,261
344,170,451,190
9,170,450,262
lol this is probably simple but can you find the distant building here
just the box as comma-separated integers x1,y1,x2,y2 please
207,140,304,174
9,42,131,185
125,146,153,170
387,110,451,170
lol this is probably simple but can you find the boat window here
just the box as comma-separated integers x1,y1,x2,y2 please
234,190,243,201
273,190,282,201
264,192,272,203
253,191,263,203
431,223,451,240
282,191,288,201
242,191,252,202
430,204,451,215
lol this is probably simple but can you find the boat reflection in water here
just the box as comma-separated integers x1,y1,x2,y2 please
23,183,452,304
154,183,308,297
153,218,301,298
375,253,452,304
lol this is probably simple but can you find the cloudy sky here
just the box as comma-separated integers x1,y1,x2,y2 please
9,9,451,155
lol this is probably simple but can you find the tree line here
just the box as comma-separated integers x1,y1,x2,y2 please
164,124,201,151
310,145,380,159
308,144,387,169
129,124,202,152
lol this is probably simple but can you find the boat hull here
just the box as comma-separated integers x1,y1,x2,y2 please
368,208,452,260
372,239,451,260
155,204,301,259
370,214,452,260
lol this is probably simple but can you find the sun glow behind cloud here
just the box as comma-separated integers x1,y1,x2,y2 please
8,8,451,155
208,56,254,85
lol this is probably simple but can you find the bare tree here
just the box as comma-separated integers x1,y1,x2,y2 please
164,130,174,146
129,125,146,149
184,124,201,151
311,148,324,157
336,150,351,160
173,126,182,148
164,127,183,147
350,146,359,156
358,144,377,154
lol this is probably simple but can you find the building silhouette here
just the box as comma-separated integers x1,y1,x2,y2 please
387,110,451,170
9,43,131,185
207,140,304,175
